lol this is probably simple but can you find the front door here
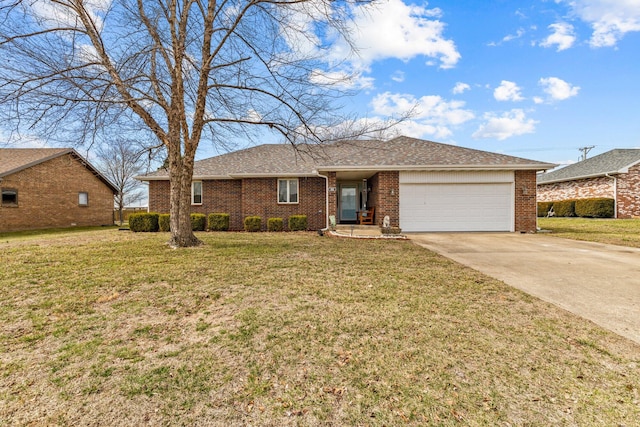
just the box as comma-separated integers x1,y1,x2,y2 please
340,185,358,222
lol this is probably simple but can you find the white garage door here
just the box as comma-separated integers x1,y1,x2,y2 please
399,171,514,232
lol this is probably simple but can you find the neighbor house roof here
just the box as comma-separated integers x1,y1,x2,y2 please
537,149,640,184
0,148,118,193
140,136,555,180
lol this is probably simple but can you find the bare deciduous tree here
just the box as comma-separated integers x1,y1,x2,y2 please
0,0,392,247
95,139,148,225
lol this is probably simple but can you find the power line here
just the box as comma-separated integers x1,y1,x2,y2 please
578,145,595,161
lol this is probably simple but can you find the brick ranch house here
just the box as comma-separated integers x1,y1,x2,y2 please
0,148,117,232
537,149,640,218
139,136,555,233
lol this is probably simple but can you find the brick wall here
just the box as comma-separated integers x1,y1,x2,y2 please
616,165,640,218
370,171,399,227
537,176,614,202
148,176,326,230
242,177,325,230
514,170,537,233
0,154,114,232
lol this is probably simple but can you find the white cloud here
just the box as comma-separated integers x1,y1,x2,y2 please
488,28,526,46
494,80,524,102
472,109,538,140
533,96,545,104
563,0,640,47
540,22,576,51
330,0,461,70
309,69,375,90
452,82,470,94
391,71,405,83
371,92,474,139
539,77,580,101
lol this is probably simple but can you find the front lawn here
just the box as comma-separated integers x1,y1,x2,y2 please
1,230,639,426
538,217,640,248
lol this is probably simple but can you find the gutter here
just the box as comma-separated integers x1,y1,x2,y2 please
314,171,330,231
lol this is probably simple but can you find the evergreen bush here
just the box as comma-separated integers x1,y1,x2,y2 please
575,198,615,218
244,216,262,232
553,200,576,217
191,213,207,231
288,215,308,231
208,213,230,231
128,213,159,232
267,217,284,232
537,202,554,217
158,214,171,231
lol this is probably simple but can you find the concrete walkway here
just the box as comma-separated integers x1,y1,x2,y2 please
409,233,640,345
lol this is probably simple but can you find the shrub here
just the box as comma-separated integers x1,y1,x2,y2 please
288,215,308,231
537,202,554,217
553,200,576,217
244,216,262,232
267,217,284,232
191,213,207,231
128,212,159,232
208,213,230,231
575,198,615,218
158,214,171,232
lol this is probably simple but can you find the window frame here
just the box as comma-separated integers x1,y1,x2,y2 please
278,178,299,204
191,181,203,205
78,191,89,206
1,188,18,207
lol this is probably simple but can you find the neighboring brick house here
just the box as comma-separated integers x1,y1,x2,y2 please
139,136,554,232
0,148,117,232
537,149,640,218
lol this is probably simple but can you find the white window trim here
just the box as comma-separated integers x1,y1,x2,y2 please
78,192,89,206
191,181,203,205
278,178,299,204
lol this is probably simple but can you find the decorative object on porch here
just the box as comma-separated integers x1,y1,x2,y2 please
358,207,375,225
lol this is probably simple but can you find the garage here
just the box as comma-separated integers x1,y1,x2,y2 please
399,171,514,232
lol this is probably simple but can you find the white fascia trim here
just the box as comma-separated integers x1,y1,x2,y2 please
228,173,318,179
538,171,622,185
317,164,557,172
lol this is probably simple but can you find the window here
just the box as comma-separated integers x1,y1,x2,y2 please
192,181,203,205
278,179,298,204
1,188,18,206
78,192,89,206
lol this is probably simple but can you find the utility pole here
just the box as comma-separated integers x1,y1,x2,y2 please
578,146,595,161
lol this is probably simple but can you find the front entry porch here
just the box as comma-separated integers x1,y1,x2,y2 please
337,179,375,225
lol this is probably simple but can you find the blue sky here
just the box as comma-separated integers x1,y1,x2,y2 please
3,0,639,168
327,0,640,166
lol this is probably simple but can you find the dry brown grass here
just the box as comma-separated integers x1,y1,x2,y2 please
1,229,639,426
538,217,640,247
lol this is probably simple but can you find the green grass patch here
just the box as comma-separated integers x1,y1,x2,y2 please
538,217,640,247
1,229,639,425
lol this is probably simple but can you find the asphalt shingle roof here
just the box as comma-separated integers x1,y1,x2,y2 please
0,148,71,177
141,136,555,179
538,149,640,184
0,148,118,193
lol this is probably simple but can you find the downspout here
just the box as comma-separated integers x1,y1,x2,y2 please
605,173,618,218
315,171,330,230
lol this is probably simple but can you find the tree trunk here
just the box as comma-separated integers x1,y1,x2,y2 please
167,144,201,248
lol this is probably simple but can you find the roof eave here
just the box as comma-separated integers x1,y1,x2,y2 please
0,148,73,178
538,171,621,185
317,163,557,172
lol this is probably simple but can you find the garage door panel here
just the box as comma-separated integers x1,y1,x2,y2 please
400,182,513,232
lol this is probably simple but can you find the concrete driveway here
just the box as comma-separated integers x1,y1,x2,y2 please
409,233,640,345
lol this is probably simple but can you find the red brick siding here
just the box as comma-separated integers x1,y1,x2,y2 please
514,170,537,233
537,176,614,202
0,154,114,232
370,171,399,227
241,177,325,230
616,165,640,218
149,177,326,230
536,171,640,218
